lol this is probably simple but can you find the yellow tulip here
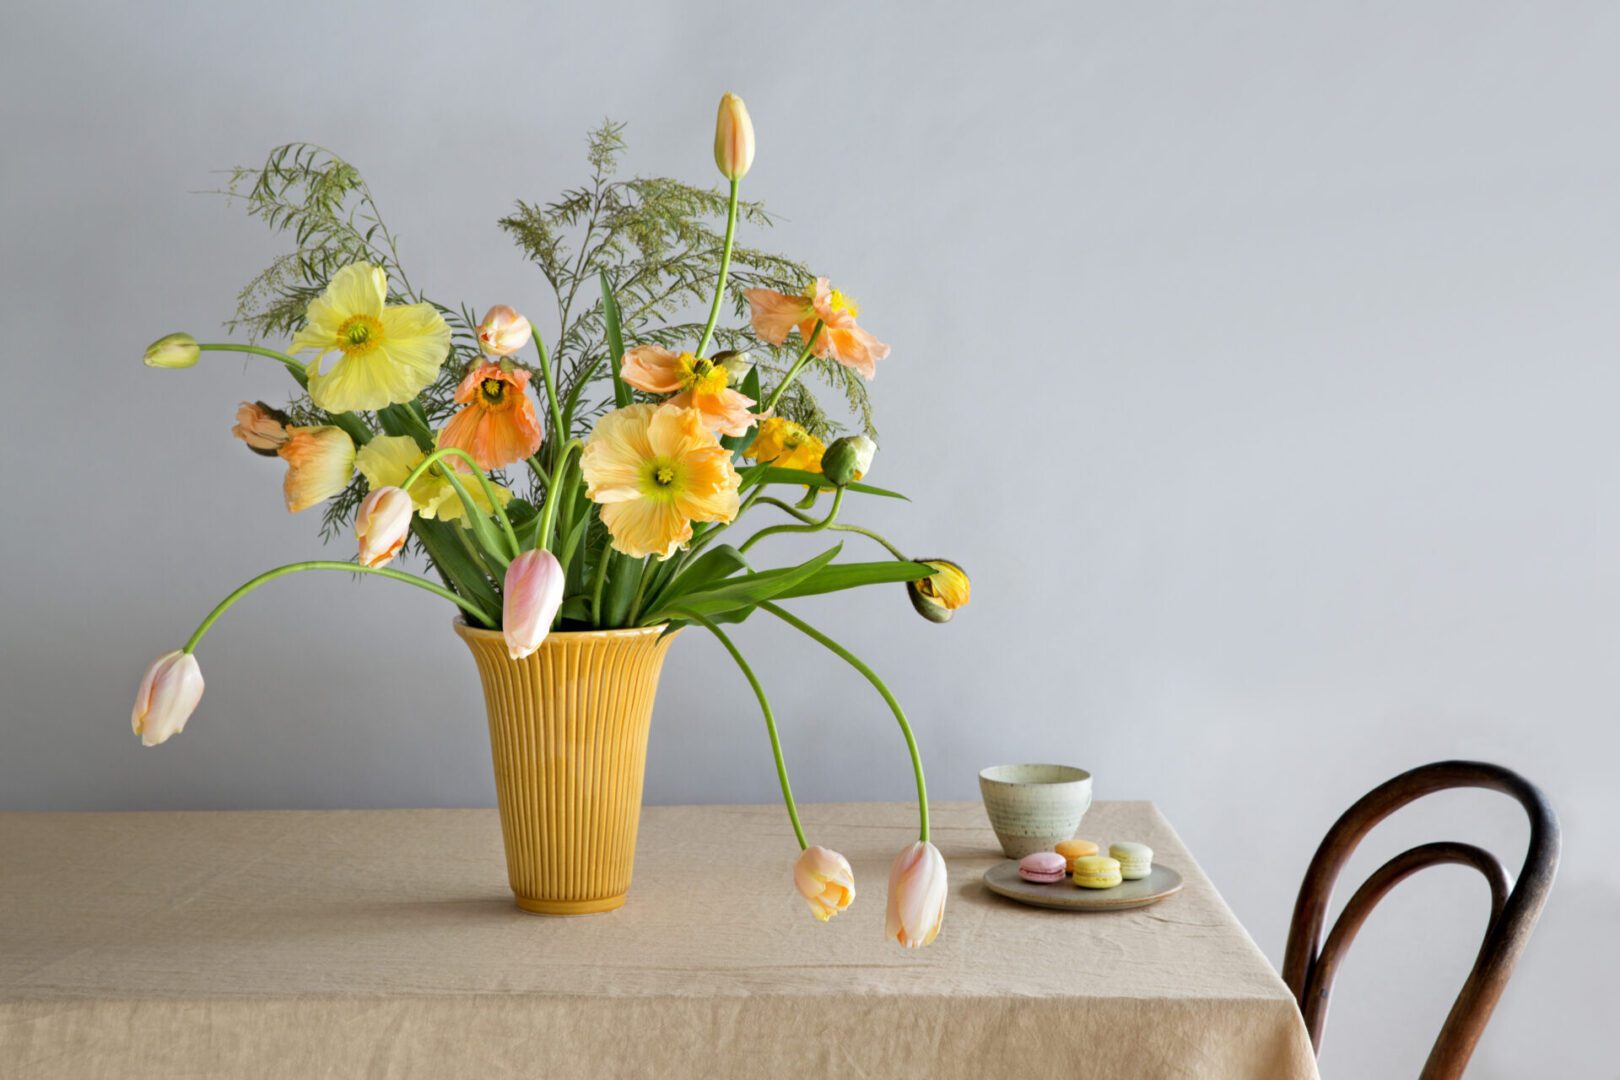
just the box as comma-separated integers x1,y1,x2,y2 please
143,332,199,369
714,92,755,180
794,846,856,922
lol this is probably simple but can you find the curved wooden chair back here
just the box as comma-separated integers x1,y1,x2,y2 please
1282,761,1559,1079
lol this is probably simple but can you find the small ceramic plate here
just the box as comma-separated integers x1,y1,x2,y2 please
983,861,1184,912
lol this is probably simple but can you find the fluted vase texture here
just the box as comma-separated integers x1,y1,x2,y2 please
454,620,678,914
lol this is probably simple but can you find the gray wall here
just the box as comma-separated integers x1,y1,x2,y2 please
3,2,1616,1075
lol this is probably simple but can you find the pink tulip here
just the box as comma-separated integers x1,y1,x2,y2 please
131,651,205,747
503,549,564,659
476,305,533,357
794,845,856,922
885,840,947,948
355,486,414,568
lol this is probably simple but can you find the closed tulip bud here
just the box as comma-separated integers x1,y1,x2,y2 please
714,350,754,385
131,650,205,747
714,92,755,180
144,332,200,369
231,400,292,456
476,305,533,357
822,434,876,485
503,549,565,660
355,486,414,568
885,841,947,948
794,846,856,922
907,558,971,623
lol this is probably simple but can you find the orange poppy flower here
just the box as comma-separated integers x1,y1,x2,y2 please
437,363,543,471
618,345,756,437
744,277,891,379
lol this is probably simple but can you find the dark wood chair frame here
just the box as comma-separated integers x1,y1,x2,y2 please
1283,760,1560,1079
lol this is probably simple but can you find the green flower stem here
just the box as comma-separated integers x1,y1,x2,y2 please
761,321,824,414
530,328,567,468
196,343,372,447
625,557,654,625
589,541,611,626
694,614,807,849
694,177,740,358
830,523,909,561
535,440,583,553
760,602,930,843
738,487,844,555
399,447,520,554
526,454,552,491
183,561,491,654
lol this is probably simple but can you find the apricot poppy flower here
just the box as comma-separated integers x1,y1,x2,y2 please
582,403,741,560
437,363,543,472
277,426,356,513
745,416,825,473
744,277,891,379
619,345,756,437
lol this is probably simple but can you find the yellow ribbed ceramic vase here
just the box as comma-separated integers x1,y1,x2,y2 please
454,620,678,915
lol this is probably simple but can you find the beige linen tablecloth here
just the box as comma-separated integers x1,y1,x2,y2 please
0,801,1317,1079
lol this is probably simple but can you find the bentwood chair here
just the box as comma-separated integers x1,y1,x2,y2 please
1283,761,1560,1079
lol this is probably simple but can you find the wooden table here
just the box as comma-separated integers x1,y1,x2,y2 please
0,801,1318,1079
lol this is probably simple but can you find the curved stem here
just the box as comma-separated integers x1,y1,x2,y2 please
399,447,520,554
761,321,823,414
536,440,583,553
761,602,929,842
184,561,493,653
530,327,567,462
626,557,654,625
829,523,909,561
198,343,307,381
694,178,740,358
694,614,807,849
738,487,843,555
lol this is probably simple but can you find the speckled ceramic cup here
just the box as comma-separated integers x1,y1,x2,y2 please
978,764,1093,858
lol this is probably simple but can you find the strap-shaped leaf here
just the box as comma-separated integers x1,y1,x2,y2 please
656,544,750,605
645,543,842,622
755,466,908,500
600,270,633,409
771,559,933,600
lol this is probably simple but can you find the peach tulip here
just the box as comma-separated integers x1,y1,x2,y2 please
355,486,414,568
503,549,564,659
794,846,856,922
131,650,204,747
714,92,755,180
476,305,532,357
885,841,947,948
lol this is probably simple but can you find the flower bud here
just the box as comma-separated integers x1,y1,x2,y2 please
794,846,856,922
131,650,205,747
907,558,971,623
714,350,754,385
355,486,414,568
231,401,292,456
822,434,876,485
885,841,947,948
476,305,533,357
503,549,565,660
144,332,200,369
714,92,755,180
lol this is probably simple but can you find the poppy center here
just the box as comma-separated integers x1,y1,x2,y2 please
480,378,507,406
678,353,728,396
336,314,385,358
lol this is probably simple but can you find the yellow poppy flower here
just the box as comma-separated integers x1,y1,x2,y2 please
290,264,451,413
355,435,510,526
745,416,825,473
582,404,741,560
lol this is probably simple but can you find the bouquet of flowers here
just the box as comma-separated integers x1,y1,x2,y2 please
132,95,970,946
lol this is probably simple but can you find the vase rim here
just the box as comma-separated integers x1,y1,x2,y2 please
451,618,673,643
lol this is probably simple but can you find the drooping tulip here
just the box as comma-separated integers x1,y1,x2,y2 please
131,650,205,747
906,559,971,624
885,840,947,948
476,305,533,357
714,92,755,180
144,332,200,369
355,486,414,568
503,549,565,659
794,846,856,922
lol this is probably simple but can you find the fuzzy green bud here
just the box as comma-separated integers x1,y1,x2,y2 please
144,332,200,369
821,434,875,486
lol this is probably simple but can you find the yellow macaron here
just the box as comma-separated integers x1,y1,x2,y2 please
1071,854,1123,889
1055,838,1099,871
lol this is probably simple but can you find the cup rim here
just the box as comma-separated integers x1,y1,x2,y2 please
978,763,1092,787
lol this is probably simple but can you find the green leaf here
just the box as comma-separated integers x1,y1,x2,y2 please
411,519,499,625
600,270,633,409
601,551,644,627
645,543,842,623
755,467,908,500
656,544,749,604
771,560,933,600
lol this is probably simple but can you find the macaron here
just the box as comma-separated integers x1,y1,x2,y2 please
1071,854,1123,889
1109,842,1153,880
1054,838,1100,871
1018,851,1068,884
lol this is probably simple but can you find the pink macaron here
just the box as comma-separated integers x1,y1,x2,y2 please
1017,851,1068,884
